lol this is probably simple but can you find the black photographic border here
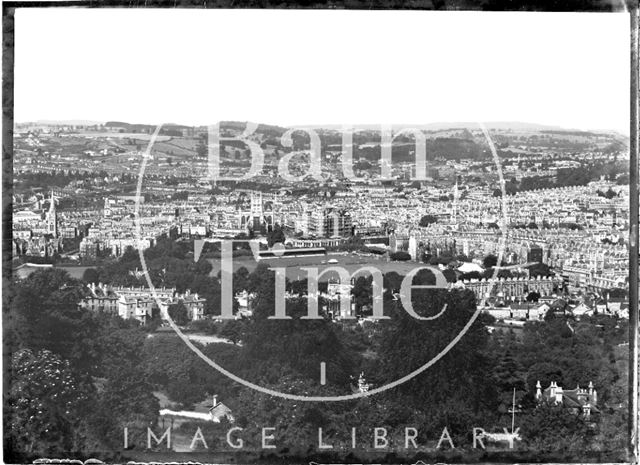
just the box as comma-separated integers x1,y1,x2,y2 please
2,1,637,463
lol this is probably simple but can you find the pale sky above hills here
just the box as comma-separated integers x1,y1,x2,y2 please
14,9,630,134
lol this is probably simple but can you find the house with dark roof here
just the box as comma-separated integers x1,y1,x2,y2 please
535,380,599,417
209,395,234,423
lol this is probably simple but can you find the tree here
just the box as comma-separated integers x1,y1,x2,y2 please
377,288,496,417
526,291,541,302
389,251,411,261
141,334,240,408
419,214,438,227
121,245,139,263
483,254,498,268
89,366,159,450
232,373,345,454
352,276,373,315
607,287,627,299
219,319,246,345
8,269,99,373
82,268,99,284
492,350,525,414
442,268,457,283
520,402,593,455
525,362,565,393
5,349,93,461
460,270,483,281
267,223,286,248
94,326,149,377
242,270,355,388
428,251,456,266
529,262,552,278
168,302,190,326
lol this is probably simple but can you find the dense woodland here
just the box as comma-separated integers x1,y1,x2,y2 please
4,238,630,462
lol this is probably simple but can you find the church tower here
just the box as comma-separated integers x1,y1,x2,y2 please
452,180,460,226
46,191,57,238
103,197,111,218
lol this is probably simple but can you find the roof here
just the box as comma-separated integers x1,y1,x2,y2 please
542,383,599,414
562,388,600,414
14,210,41,220
571,303,593,315
457,262,484,274
209,402,232,420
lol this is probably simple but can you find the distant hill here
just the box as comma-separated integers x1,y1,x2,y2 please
104,121,158,132
299,121,567,132
21,119,626,142
31,119,104,126
219,121,287,136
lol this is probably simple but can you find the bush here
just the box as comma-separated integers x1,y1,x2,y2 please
390,251,411,261
168,302,190,326
82,267,99,284
419,214,438,227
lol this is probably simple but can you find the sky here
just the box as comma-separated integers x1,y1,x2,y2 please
14,9,630,133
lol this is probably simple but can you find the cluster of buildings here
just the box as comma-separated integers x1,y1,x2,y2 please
12,178,630,319
12,125,630,326
12,192,63,258
80,283,206,325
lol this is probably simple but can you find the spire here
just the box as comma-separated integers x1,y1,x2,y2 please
48,191,56,214
452,179,460,226
46,191,57,237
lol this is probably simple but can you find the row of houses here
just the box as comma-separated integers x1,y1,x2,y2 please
80,283,205,324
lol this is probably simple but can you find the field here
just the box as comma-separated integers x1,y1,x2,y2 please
208,253,421,281
150,138,198,157
80,132,172,142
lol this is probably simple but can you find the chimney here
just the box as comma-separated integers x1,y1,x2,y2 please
549,381,556,399
212,395,218,408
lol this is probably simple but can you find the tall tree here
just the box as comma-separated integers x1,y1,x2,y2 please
377,288,496,415
267,223,286,248
7,269,99,373
5,349,94,462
